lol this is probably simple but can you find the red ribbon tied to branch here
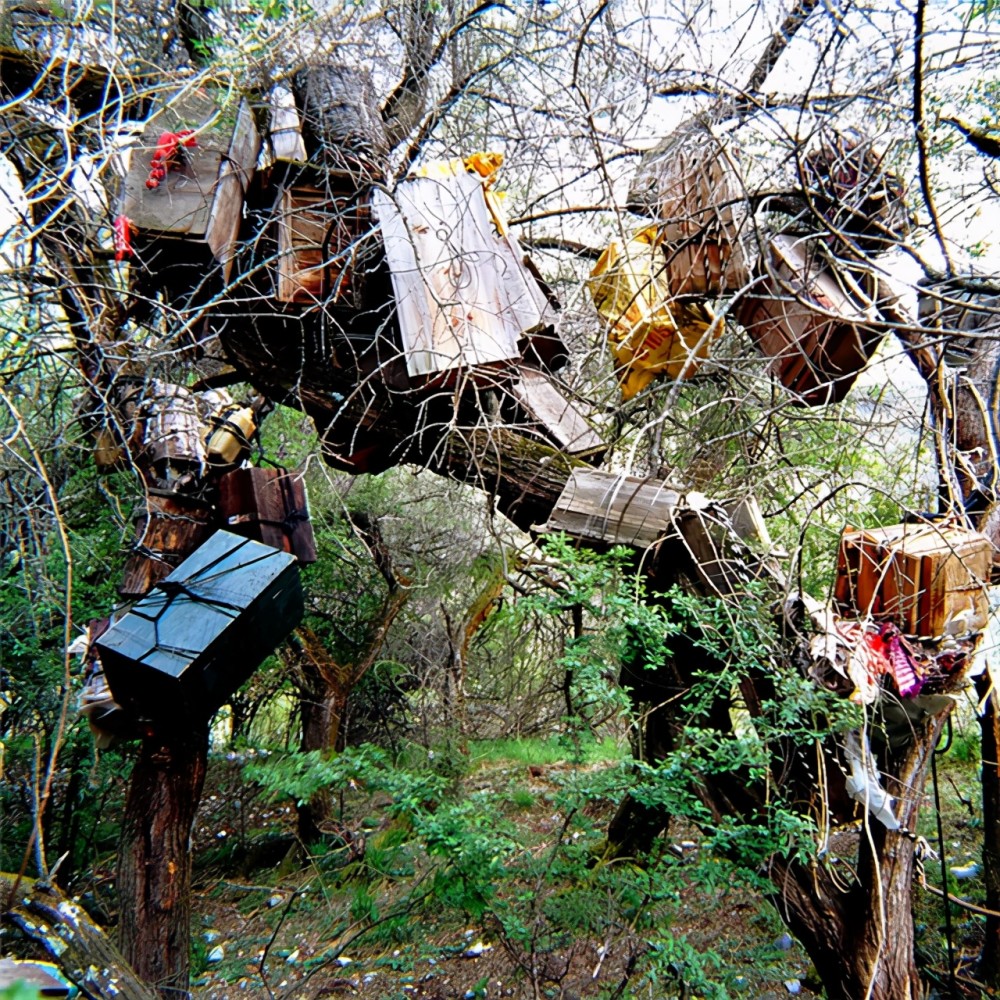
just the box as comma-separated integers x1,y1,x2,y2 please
113,215,136,262
145,129,197,190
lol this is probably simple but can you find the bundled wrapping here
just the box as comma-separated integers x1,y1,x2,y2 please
589,227,719,400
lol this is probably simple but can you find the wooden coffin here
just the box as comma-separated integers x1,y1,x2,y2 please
589,227,719,399
834,521,991,638
509,364,605,457
142,381,206,474
737,236,883,406
99,531,303,723
119,491,214,599
544,468,681,549
373,170,547,382
276,182,370,306
121,90,260,276
218,467,317,564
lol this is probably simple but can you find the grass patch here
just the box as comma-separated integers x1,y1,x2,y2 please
468,734,625,767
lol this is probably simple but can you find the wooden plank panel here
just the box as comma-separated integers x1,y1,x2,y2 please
374,174,524,378
206,100,260,271
268,85,308,163
545,468,681,548
511,365,604,455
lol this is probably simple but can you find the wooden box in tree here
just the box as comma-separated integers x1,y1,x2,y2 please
833,522,991,638
121,90,259,275
119,491,214,599
589,226,719,400
627,122,750,296
373,169,552,382
276,184,370,306
737,235,883,407
99,531,303,723
218,467,317,564
544,468,681,549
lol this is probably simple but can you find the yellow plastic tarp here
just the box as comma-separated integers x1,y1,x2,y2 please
589,226,719,400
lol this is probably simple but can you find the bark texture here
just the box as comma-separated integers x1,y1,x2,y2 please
117,729,208,997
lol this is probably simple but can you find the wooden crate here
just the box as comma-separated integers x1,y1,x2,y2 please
99,532,303,723
737,235,883,406
121,90,259,277
833,522,991,638
119,492,215,599
276,183,370,305
218,467,317,564
543,468,681,549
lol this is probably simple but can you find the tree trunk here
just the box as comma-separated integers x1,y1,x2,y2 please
117,728,208,998
297,663,352,843
978,673,1000,986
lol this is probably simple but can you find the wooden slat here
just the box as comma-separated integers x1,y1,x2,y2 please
267,85,308,163
511,365,604,455
205,99,260,272
544,468,681,548
373,173,525,378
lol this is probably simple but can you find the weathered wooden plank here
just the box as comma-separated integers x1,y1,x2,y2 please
544,468,681,548
373,172,525,379
677,496,778,596
267,85,308,164
205,99,260,273
511,365,604,455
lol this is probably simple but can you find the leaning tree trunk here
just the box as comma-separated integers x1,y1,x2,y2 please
117,728,208,998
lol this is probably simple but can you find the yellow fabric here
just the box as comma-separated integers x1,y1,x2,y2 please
588,226,718,400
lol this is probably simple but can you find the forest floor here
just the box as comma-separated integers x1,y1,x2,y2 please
175,729,996,1000
4,730,988,999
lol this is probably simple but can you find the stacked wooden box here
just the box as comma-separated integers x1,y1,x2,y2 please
834,521,991,638
121,90,260,285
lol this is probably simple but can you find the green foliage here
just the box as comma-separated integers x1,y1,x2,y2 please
0,982,45,1000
